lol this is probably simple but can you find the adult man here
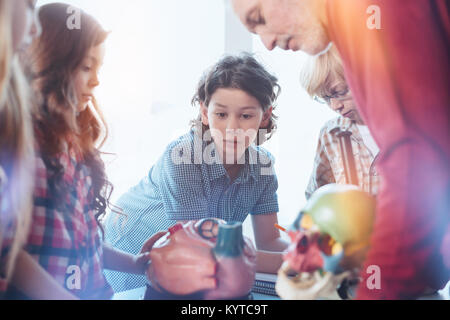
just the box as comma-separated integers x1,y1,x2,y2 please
232,0,450,299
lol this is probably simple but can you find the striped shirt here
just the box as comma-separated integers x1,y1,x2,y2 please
305,116,380,199
103,129,279,292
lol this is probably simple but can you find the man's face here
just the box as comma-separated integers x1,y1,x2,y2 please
231,0,330,55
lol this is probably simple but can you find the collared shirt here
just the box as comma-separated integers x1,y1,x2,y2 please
305,116,380,199
327,0,450,299
103,129,279,292
23,143,113,300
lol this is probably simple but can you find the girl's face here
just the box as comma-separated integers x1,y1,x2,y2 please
11,0,40,53
326,80,364,125
201,88,272,165
73,43,105,113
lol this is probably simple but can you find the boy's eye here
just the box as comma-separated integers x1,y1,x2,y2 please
216,113,226,118
337,88,349,96
83,66,92,72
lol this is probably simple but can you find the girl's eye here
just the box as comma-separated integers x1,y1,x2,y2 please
242,114,253,120
83,66,92,72
216,113,226,118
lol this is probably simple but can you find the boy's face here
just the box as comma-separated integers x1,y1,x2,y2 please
201,88,272,165
324,80,364,125
231,0,330,55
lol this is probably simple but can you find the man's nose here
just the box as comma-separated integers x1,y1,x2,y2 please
259,33,277,51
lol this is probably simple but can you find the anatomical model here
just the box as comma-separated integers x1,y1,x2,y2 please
146,218,256,300
276,184,376,300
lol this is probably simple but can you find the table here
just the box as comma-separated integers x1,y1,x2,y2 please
113,286,279,300
113,281,450,300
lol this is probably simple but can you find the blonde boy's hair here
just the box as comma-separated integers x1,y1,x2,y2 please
300,45,346,98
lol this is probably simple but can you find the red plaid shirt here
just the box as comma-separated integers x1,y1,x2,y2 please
25,143,113,299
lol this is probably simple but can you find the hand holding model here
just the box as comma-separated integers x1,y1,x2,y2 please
147,219,256,299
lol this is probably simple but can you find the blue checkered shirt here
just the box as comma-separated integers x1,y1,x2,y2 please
103,129,279,292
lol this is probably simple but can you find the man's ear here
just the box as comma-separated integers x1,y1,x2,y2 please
260,106,273,129
200,102,209,126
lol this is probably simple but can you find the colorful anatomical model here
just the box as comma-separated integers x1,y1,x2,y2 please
146,219,256,299
276,184,376,300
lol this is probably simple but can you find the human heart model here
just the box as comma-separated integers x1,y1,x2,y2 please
146,219,256,299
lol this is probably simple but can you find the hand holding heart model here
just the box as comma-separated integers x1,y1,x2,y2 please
146,218,256,299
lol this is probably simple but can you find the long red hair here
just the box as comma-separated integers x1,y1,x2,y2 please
28,3,111,226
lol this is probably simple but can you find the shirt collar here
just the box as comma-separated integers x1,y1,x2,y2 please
327,116,364,143
206,141,257,184
326,116,354,133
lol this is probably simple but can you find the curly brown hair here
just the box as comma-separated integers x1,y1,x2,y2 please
191,53,280,145
28,3,111,232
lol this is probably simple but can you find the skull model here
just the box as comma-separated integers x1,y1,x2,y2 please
276,184,376,300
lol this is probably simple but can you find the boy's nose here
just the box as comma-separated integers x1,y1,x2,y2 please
225,119,240,138
330,98,344,114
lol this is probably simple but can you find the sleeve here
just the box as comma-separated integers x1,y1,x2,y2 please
158,142,210,221
327,0,450,299
250,153,279,215
305,127,335,200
